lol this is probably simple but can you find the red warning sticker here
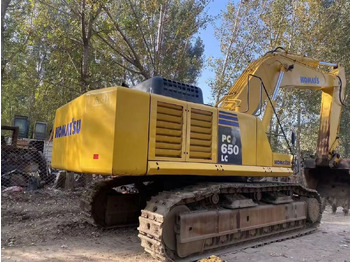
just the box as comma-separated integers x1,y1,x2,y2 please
93,154,99,159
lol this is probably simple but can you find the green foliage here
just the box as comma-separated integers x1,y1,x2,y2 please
208,0,266,103
210,0,350,156
95,0,208,84
1,0,209,131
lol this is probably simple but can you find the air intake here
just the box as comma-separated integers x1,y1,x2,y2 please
132,76,203,104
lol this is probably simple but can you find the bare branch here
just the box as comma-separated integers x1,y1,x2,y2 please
215,0,244,103
95,32,135,65
81,0,87,43
102,6,149,78
2,32,31,74
67,52,80,74
126,0,155,73
87,5,102,40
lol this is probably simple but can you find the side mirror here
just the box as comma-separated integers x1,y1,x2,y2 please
291,131,296,146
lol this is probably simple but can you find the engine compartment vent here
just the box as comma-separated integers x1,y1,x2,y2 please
155,102,184,158
189,109,213,160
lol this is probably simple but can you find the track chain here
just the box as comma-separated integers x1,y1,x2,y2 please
80,176,145,227
138,182,322,261
80,178,114,226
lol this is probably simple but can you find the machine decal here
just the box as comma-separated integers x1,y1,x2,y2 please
218,111,242,165
54,118,81,138
300,76,319,84
274,160,291,165
92,93,109,106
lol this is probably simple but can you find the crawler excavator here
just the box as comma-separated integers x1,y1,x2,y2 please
51,48,349,261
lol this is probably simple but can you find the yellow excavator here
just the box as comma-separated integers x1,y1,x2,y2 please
51,48,348,261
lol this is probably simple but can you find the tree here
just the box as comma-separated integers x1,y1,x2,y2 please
209,0,269,103
95,0,209,85
210,0,350,156
1,0,209,130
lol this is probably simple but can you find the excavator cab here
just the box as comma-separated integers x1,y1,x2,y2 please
13,115,30,139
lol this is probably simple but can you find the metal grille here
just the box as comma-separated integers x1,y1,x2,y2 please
1,128,95,191
155,101,183,158
1,133,52,190
189,108,213,160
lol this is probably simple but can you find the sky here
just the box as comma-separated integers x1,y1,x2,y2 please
196,0,231,104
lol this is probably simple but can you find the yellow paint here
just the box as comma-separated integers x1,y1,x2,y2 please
147,161,292,177
218,51,346,165
256,119,273,166
219,111,257,166
52,87,150,175
218,52,337,115
52,51,346,180
112,88,150,175
52,94,85,173
316,67,345,163
186,102,217,163
148,95,187,161
52,86,291,177
80,88,117,174
52,86,283,176
273,153,293,167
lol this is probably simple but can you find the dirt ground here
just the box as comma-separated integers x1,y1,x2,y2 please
1,189,350,262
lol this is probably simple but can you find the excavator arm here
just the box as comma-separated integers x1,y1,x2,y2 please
216,49,346,166
217,48,349,212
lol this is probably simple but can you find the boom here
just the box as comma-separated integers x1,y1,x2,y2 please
217,49,346,166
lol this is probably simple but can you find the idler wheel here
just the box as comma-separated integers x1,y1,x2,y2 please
306,198,321,223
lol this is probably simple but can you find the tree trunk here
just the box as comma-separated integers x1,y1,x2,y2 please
81,42,89,92
1,0,12,65
215,1,243,104
80,0,89,92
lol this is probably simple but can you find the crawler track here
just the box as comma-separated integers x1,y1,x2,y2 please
80,176,145,227
138,182,322,261
80,176,161,228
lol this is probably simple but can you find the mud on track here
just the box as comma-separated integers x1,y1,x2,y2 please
1,189,350,262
